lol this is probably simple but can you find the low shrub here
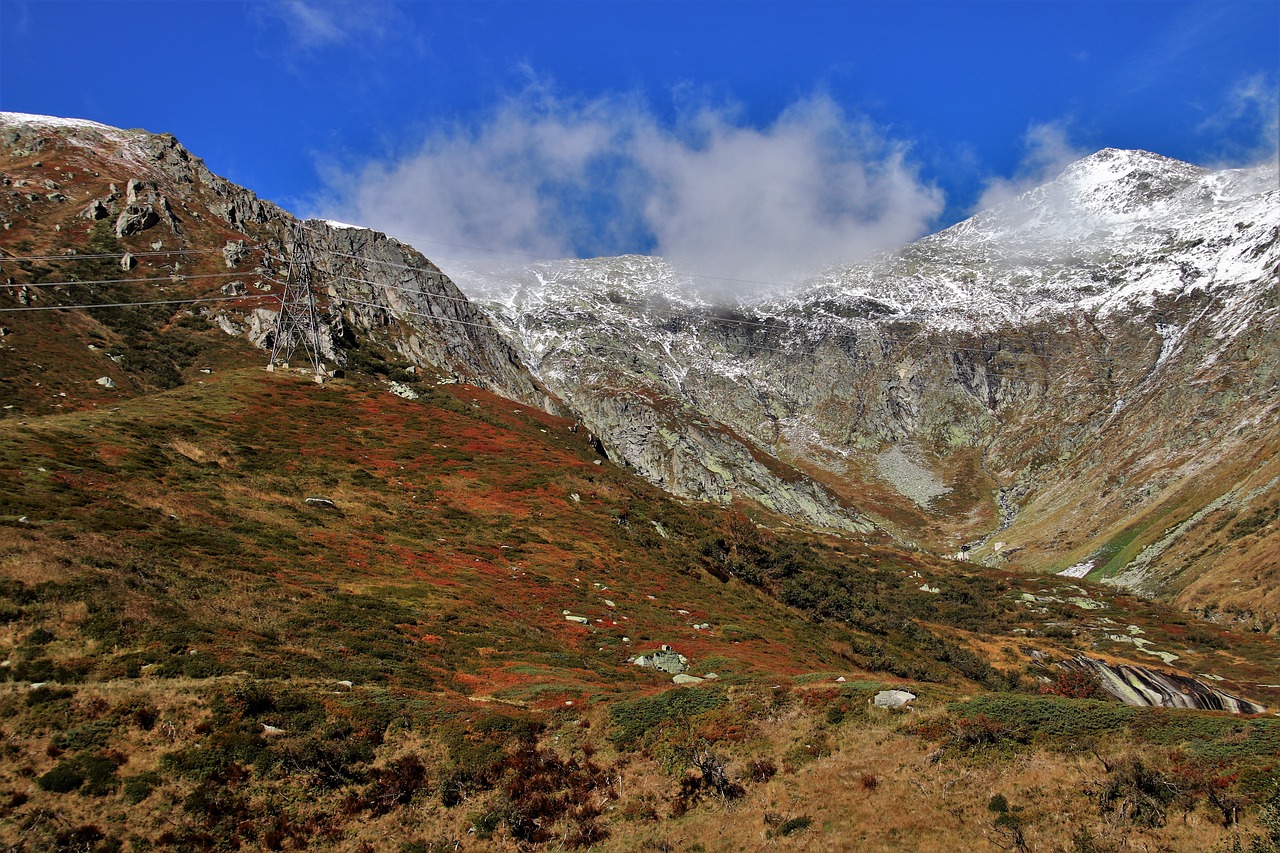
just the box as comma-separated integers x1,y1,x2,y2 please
37,759,85,793
609,687,728,751
1093,754,1180,828
122,771,162,805
776,816,812,837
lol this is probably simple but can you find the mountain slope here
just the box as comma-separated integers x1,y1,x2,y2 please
462,150,1280,621
4,368,1280,852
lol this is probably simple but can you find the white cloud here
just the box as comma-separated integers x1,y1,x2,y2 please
973,121,1087,213
313,90,944,294
1200,73,1280,166
635,98,943,288
264,0,406,51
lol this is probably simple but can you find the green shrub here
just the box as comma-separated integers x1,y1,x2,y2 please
950,694,1134,743
1093,754,1179,827
38,759,85,793
23,627,55,647
122,771,162,804
777,816,812,836
609,687,728,751
80,752,121,796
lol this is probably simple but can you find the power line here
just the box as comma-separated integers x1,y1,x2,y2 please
0,267,1114,383
0,228,1125,375
1,270,264,289
0,245,262,263
249,241,1126,371
0,294,274,313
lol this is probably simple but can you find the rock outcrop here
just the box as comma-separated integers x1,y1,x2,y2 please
1065,656,1265,714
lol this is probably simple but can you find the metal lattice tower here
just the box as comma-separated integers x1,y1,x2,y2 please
267,221,325,381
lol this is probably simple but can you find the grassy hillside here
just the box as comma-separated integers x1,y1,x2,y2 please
2,368,1279,851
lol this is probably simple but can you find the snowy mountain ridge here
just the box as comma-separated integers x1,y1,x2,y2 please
456,149,1278,362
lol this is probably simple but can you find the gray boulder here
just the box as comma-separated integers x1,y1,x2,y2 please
630,648,688,674
115,204,159,238
872,689,917,709
81,198,111,220
223,239,249,267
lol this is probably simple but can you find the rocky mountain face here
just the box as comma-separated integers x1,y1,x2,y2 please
0,113,551,412
459,150,1280,623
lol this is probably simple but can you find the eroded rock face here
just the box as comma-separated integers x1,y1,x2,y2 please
1065,656,1265,714
298,221,556,411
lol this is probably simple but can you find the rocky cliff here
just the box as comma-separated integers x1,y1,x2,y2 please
0,112,552,412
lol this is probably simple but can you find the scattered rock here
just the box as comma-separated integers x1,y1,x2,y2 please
262,724,286,736
96,376,116,389
337,680,354,690
672,674,704,685
120,252,135,271
918,584,940,594
873,689,917,709
220,280,246,296
304,497,337,509
564,614,589,625
125,178,148,205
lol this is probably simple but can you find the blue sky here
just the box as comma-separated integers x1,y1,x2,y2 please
2,1,1277,281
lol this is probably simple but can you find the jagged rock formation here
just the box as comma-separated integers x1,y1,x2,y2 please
0,112,553,411
460,151,1280,617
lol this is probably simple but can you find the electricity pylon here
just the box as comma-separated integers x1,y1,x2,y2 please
267,220,325,382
